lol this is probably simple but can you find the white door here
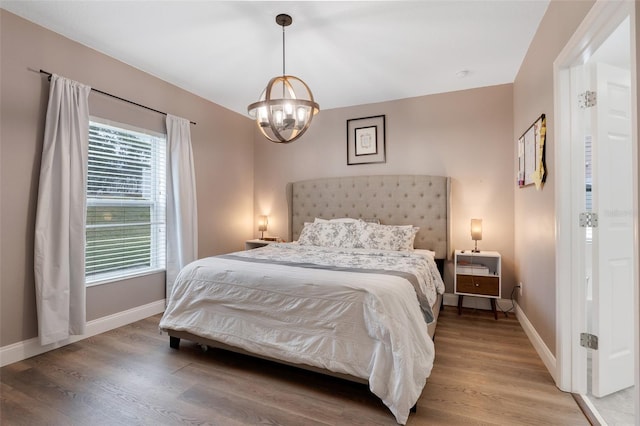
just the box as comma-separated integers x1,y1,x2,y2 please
554,2,638,423
590,61,634,398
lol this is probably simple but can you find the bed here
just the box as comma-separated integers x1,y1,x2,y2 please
160,175,450,424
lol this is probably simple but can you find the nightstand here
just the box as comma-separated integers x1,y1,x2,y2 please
454,250,501,319
245,239,278,250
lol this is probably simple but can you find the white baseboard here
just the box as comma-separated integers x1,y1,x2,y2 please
514,301,557,382
442,293,557,381
0,299,165,367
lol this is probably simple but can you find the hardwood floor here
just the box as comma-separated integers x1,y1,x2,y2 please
0,306,588,425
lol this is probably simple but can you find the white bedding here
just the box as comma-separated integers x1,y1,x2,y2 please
159,243,445,424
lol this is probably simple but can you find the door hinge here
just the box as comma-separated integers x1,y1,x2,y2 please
578,91,597,108
580,333,599,350
579,212,598,227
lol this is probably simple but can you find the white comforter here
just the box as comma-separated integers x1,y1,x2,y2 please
160,243,445,424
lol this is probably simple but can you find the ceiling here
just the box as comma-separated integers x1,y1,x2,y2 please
2,1,550,117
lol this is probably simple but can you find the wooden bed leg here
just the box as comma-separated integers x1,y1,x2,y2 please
169,336,180,349
410,404,417,413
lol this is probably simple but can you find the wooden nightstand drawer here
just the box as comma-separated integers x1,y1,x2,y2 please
456,274,499,297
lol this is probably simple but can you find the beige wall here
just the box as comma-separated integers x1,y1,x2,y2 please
0,10,254,346
513,0,594,354
253,84,515,295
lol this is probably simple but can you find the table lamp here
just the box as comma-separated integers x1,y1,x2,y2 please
258,215,268,240
471,218,482,253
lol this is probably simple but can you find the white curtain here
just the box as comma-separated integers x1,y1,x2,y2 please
34,75,91,346
166,114,198,299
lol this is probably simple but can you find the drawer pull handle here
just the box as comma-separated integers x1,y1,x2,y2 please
475,283,479,287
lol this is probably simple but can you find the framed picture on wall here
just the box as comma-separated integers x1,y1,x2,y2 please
347,115,386,165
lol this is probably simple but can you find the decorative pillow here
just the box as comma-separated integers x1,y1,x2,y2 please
298,221,362,248
358,223,419,251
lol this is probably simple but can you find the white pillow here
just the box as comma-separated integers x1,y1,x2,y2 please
362,218,381,224
358,222,419,251
314,217,360,223
414,249,436,259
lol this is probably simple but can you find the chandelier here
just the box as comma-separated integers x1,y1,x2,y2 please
247,14,320,144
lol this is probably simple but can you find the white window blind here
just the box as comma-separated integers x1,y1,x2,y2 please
86,119,166,285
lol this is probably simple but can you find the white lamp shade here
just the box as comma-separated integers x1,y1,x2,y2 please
471,218,482,241
258,215,268,232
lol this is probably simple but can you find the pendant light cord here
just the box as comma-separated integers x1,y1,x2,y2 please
281,22,287,99
282,23,286,76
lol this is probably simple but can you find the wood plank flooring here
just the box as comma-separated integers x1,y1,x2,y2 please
0,306,589,425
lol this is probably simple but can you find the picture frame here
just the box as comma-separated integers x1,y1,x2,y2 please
517,114,547,189
347,115,386,165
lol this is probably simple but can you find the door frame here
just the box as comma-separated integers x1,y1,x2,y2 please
554,0,638,406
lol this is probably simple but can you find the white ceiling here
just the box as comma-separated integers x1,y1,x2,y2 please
2,1,550,117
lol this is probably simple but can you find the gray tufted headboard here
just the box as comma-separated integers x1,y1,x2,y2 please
287,175,451,259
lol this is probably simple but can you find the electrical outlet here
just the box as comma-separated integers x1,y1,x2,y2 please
519,282,523,297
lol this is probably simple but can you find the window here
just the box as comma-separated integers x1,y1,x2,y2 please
86,119,166,285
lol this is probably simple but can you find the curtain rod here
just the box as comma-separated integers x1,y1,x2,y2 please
39,69,196,125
